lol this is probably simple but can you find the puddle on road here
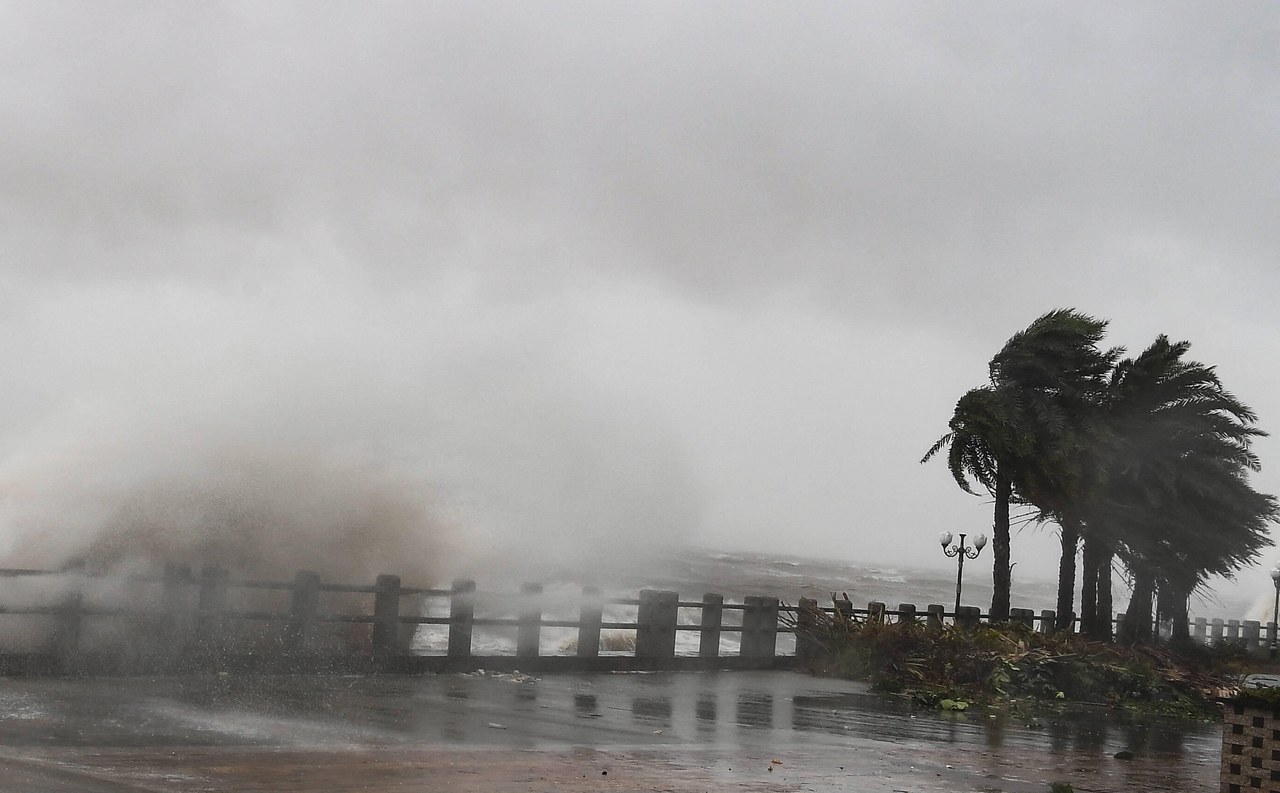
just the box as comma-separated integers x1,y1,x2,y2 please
0,672,1221,791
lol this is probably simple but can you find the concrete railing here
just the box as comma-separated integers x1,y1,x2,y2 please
0,564,800,674
1,565,1270,674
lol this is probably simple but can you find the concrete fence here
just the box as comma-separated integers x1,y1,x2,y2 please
0,564,1271,675
0,564,799,674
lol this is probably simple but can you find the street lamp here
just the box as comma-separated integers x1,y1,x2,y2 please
940,531,987,617
1270,563,1280,660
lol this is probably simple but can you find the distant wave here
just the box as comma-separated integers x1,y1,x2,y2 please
867,574,907,585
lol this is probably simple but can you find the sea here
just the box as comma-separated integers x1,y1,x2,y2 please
409,544,1265,657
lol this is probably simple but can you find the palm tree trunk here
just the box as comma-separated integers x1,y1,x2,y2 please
1155,582,1176,638
989,468,1012,621
1168,585,1191,642
1120,569,1155,643
1080,535,1101,637
1055,520,1080,631
1095,547,1114,642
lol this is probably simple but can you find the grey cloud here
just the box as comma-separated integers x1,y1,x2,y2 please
0,2,1277,601
5,3,1276,309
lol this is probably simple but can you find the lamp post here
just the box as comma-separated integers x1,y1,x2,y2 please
1270,563,1280,660
940,531,987,617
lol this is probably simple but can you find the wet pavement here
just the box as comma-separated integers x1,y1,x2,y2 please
0,671,1220,791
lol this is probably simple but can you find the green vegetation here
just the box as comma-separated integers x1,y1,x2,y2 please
1230,686,1280,707
794,608,1250,719
923,309,1278,640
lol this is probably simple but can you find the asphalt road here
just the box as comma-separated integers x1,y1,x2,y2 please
0,671,1221,791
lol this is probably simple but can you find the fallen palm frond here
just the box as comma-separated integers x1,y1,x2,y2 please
783,597,1241,717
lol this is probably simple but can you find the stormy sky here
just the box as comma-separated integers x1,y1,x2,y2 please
1,2,1278,600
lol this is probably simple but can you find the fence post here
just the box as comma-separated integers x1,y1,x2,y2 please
699,593,723,658
448,579,475,658
747,598,773,659
955,605,981,630
196,564,228,650
635,590,678,660
740,596,760,656
796,598,820,665
1210,618,1225,643
834,595,854,623
1010,608,1034,629
1038,610,1055,634
1243,620,1261,652
1194,617,1208,644
867,601,886,624
288,570,321,651
1227,619,1240,642
896,603,917,624
758,597,779,659
518,583,542,658
925,604,945,631
577,586,602,658
740,596,779,659
372,574,401,659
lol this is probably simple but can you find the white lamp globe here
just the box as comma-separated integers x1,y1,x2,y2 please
939,531,953,548
973,533,988,551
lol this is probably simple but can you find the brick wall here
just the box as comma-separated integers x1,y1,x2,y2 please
1223,700,1280,792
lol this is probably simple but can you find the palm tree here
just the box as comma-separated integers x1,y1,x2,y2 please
922,386,1028,620
1079,532,1115,640
986,310,1120,630
1110,455,1274,642
1086,336,1275,643
929,316,1276,642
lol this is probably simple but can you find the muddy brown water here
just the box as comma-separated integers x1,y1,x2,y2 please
0,671,1219,791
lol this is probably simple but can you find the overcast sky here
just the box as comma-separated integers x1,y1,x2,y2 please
1,2,1278,603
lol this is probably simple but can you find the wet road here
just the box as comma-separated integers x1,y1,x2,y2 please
0,671,1220,791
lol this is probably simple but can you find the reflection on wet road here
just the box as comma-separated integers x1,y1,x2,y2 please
0,671,1220,791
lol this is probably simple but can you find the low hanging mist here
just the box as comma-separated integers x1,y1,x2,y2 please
0,273,704,586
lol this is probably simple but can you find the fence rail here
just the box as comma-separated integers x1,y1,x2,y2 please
0,564,1271,676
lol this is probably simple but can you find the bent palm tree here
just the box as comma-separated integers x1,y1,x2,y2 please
987,309,1120,630
922,386,1028,620
928,315,1275,643
1093,336,1275,642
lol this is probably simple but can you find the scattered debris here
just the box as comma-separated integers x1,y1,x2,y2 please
788,606,1239,718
